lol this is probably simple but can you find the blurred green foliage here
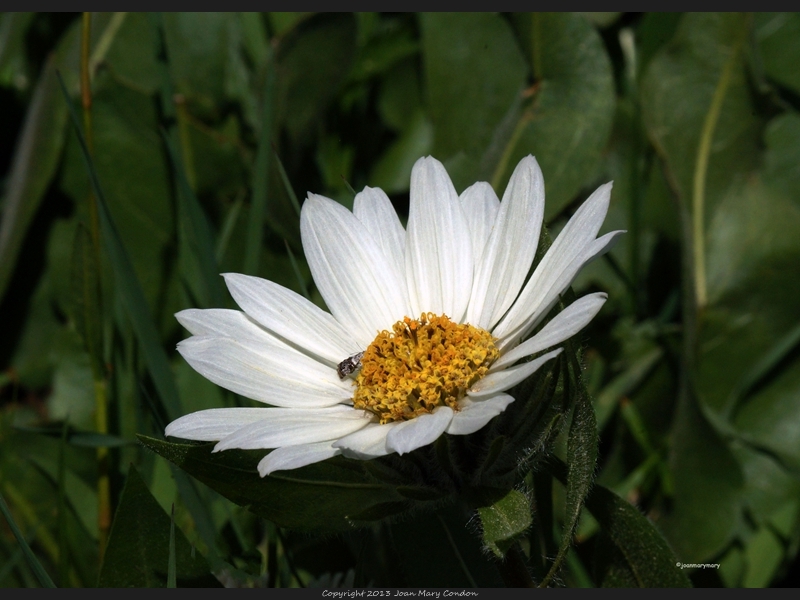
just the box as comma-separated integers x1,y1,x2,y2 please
1,12,799,587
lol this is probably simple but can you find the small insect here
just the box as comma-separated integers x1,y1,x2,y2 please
337,351,364,380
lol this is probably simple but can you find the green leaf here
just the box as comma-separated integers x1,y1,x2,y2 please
369,109,434,195
138,435,409,532
275,13,357,143
478,489,531,558
0,13,35,90
699,177,800,467
419,12,527,190
100,13,160,94
660,391,744,562
588,489,691,587
642,13,757,210
0,53,69,302
161,13,242,116
506,12,616,219
550,457,691,587
763,112,800,204
756,13,800,96
98,467,219,587
741,525,785,588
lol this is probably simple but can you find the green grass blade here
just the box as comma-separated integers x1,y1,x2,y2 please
0,493,56,588
284,240,310,300
244,47,276,275
148,11,224,308
56,420,69,586
167,504,177,588
273,145,301,218
161,129,225,307
56,70,182,421
216,196,243,263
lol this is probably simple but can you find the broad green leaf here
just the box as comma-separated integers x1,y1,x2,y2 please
100,12,159,94
0,54,68,302
269,12,310,36
741,526,785,588
161,13,242,116
349,20,418,82
0,12,35,90
377,58,423,132
478,489,531,558
549,457,691,587
699,178,800,465
420,12,527,190
587,485,691,587
734,352,800,474
660,391,744,562
370,110,433,195
636,12,682,76
763,112,800,202
642,13,757,212
506,12,616,220
139,436,409,532
732,444,800,526
98,467,219,587
756,13,800,96
275,13,357,143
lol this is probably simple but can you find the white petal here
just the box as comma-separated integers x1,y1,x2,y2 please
491,293,607,371
493,182,614,344
177,335,352,407
447,394,515,435
333,422,396,459
468,348,562,400
353,186,406,277
499,229,624,350
301,194,409,347
466,156,544,329
176,308,261,340
405,157,473,321
222,273,361,365
165,407,269,441
258,441,341,476
214,406,372,451
459,182,499,267
385,405,453,455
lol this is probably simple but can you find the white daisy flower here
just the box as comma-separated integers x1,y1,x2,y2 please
166,156,622,477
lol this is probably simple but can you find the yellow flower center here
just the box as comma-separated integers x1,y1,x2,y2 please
352,313,499,424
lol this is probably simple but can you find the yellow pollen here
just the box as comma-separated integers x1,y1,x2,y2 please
353,313,499,424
